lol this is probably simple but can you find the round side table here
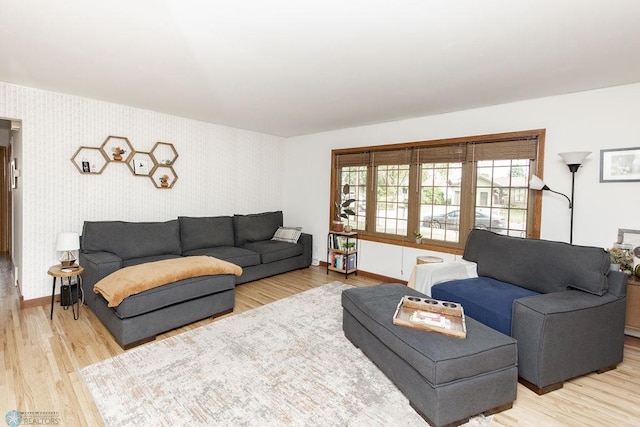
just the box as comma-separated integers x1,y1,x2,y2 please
417,256,444,265
48,264,84,320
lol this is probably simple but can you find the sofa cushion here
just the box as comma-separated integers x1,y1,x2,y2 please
122,254,182,268
272,226,302,243
82,220,182,260
233,211,283,245
463,229,610,296
179,216,235,252
431,277,540,336
182,247,261,268
241,240,304,264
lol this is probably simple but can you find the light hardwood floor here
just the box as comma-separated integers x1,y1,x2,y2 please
2,256,639,426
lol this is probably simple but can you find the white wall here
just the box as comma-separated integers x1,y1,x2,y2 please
3,80,639,299
0,82,286,301
283,83,640,282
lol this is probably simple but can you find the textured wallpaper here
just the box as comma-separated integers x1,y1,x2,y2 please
0,81,284,300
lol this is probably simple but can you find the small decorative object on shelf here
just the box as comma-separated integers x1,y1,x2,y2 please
112,146,126,161
327,231,358,279
160,174,170,187
414,230,423,244
127,152,156,177
134,159,150,175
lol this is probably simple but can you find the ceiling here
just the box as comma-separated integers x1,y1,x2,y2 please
2,0,640,137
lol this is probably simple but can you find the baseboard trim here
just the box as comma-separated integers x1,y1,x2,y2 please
21,266,407,309
319,261,407,285
21,294,56,309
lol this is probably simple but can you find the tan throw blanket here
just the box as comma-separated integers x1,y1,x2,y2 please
94,256,243,307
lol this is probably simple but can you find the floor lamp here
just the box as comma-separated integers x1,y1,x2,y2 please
529,151,591,244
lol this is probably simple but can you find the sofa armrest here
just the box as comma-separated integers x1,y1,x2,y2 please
79,251,123,297
298,233,313,266
512,290,625,389
606,270,627,298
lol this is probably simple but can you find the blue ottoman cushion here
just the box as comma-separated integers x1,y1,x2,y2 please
432,277,540,335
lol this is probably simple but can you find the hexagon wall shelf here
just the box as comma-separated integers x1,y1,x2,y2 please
151,166,178,189
72,136,178,188
71,146,109,174
128,151,156,177
150,142,179,166
101,136,134,163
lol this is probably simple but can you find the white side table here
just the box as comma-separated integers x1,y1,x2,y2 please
408,260,478,296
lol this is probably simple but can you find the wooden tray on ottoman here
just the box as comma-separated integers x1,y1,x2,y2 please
393,295,467,338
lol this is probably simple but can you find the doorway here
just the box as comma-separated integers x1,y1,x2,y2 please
0,119,14,258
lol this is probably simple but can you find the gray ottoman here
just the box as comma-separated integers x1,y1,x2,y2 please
342,284,517,427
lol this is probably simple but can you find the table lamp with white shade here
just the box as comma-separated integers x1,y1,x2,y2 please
56,232,80,267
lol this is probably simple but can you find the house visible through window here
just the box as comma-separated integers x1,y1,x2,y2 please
340,165,367,231
331,130,544,252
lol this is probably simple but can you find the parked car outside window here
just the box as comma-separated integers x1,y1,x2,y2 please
422,209,505,231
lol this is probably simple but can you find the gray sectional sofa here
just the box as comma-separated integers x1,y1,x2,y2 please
79,211,312,348
430,229,627,394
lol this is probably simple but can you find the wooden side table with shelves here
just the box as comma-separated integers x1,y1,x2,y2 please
48,264,84,320
625,275,640,337
327,231,358,279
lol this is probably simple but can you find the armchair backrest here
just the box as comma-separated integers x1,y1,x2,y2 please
463,229,611,296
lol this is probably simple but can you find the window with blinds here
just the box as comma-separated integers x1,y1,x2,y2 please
331,129,544,251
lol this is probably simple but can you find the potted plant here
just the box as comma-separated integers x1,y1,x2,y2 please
608,247,634,275
414,230,423,244
334,184,356,232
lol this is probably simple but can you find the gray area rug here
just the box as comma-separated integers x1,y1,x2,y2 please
80,282,492,426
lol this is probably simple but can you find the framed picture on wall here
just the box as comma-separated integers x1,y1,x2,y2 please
134,159,150,175
600,147,640,182
127,151,155,177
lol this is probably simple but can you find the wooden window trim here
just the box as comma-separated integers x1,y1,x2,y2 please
331,129,545,255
